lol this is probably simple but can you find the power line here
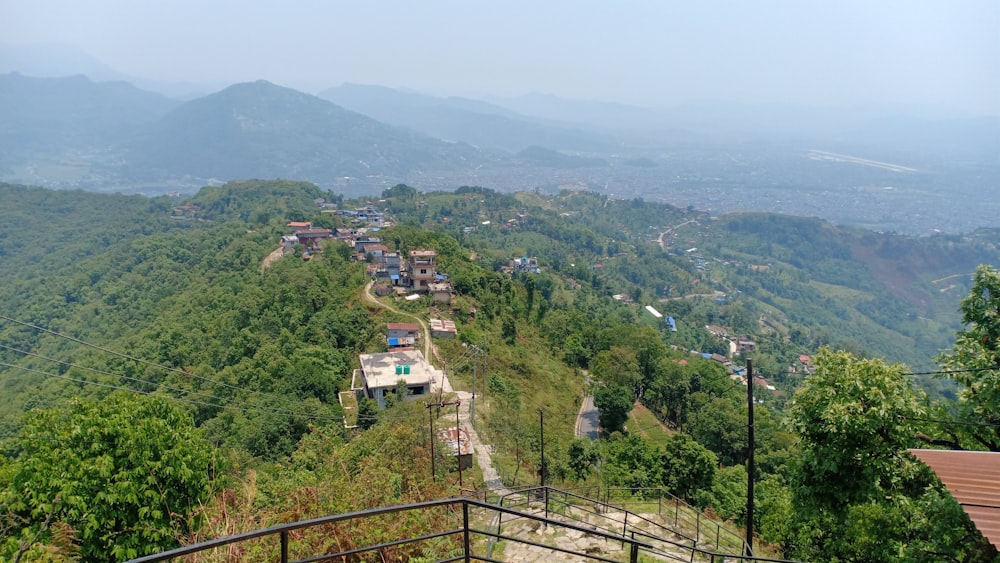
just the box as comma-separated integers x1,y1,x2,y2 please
903,416,1000,430
0,361,346,423
0,342,347,422
0,313,317,411
902,365,1000,377
0,342,229,406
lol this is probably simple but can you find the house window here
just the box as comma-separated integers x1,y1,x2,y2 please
420,269,427,274
408,386,425,395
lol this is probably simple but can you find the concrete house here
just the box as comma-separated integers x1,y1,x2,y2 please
358,350,442,408
409,250,437,291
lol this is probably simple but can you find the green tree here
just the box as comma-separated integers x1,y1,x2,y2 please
593,384,634,434
358,397,379,430
790,349,924,510
660,432,717,501
0,392,214,561
567,438,599,481
786,349,995,561
601,434,661,489
382,183,418,200
697,465,746,523
591,346,642,395
501,315,517,345
937,264,1000,450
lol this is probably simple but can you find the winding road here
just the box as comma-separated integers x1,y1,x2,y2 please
362,280,434,362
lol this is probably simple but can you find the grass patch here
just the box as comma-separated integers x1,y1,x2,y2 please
627,402,673,444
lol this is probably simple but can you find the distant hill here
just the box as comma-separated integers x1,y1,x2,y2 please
318,83,612,152
0,42,127,83
126,80,496,182
0,73,178,154
0,41,215,99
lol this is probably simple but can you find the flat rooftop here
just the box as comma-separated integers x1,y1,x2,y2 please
359,349,442,390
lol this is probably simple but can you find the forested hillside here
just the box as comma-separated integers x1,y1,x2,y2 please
1,180,999,561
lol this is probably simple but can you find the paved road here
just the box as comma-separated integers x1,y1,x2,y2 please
575,394,600,440
575,371,599,440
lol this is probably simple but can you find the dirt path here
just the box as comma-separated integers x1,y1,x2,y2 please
360,282,516,494
362,280,434,361
259,246,284,272
656,219,698,249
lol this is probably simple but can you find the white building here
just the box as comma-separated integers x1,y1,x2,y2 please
358,350,443,408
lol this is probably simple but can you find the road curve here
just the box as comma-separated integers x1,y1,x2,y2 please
362,280,432,360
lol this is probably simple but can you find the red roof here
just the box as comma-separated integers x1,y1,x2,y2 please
387,323,420,332
799,355,812,364
288,221,312,227
910,449,1000,549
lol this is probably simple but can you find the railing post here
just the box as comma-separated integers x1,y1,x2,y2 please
622,512,628,549
695,511,701,543
544,487,549,524
280,530,288,563
674,497,679,527
629,530,639,563
716,522,721,550
463,502,471,562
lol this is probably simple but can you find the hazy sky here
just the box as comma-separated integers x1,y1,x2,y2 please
3,0,998,114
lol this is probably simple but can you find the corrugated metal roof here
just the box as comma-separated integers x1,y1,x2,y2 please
437,427,474,456
910,449,1000,549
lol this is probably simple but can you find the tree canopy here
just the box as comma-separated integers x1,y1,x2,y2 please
0,392,215,561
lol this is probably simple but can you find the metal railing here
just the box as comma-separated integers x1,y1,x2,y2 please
495,485,748,554
487,486,797,563
128,489,801,563
128,496,656,563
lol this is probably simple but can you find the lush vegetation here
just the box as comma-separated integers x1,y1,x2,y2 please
2,180,999,561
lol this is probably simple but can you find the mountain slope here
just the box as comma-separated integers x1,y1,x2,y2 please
318,83,612,152
0,72,178,154
126,80,494,181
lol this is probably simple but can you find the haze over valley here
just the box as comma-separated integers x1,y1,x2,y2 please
5,3,1000,560
1,0,998,235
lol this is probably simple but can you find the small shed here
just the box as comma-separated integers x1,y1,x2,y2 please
437,426,474,470
428,281,454,304
387,322,420,348
430,319,457,339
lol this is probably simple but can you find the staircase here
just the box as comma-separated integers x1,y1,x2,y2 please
129,488,798,563
488,486,771,562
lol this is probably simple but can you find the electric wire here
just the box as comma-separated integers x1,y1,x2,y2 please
0,313,306,410
902,416,1000,430
902,365,1000,377
0,341,344,421
0,342,234,407
0,361,347,423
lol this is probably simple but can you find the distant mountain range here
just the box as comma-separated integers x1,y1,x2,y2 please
0,73,177,154
126,80,492,181
0,43,997,215
318,83,614,153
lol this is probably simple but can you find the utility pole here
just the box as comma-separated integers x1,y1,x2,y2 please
454,400,463,489
430,399,464,489
426,402,437,479
538,408,546,487
471,345,478,425
745,359,755,557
